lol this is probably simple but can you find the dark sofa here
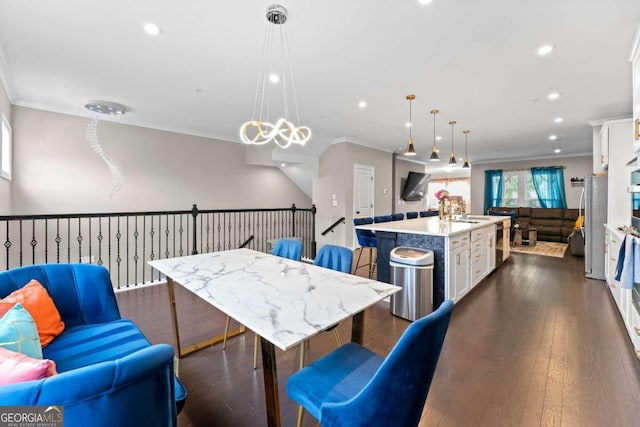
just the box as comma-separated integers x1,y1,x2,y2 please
487,207,580,243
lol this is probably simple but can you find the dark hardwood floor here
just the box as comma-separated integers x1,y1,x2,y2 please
116,251,640,426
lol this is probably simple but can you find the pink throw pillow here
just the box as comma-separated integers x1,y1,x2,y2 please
0,346,57,385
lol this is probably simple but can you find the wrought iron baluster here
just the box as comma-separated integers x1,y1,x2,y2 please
55,219,61,264
45,221,48,264
205,214,210,253
150,216,156,281
178,216,183,257
108,218,112,275
142,216,146,283
172,215,176,258
30,219,37,265
116,217,122,289
164,214,170,259
97,218,103,266
134,216,139,286
88,218,92,263
19,220,23,267
4,221,11,270
77,217,83,263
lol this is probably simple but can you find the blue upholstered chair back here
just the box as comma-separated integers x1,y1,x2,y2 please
406,211,419,219
313,244,353,274
272,238,303,261
373,215,392,223
353,218,377,248
320,300,454,426
0,263,120,327
391,213,404,221
420,210,439,217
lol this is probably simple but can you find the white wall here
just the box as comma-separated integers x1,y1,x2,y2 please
0,78,10,214
10,106,311,214
469,155,593,214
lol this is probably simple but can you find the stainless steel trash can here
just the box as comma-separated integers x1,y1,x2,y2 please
389,247,434,321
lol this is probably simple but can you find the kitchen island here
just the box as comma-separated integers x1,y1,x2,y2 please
356,215,510,309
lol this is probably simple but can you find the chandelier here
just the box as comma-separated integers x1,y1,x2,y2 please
239,4,311,149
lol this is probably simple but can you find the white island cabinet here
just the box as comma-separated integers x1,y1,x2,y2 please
356,216,503,307
446,232,471,302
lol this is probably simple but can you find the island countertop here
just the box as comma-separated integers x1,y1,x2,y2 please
355,215,506,237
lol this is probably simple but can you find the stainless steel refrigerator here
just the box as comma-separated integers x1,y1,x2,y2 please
582,174,608,280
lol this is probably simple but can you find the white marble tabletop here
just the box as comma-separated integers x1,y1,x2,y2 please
356,215,505,237
149,249,400,351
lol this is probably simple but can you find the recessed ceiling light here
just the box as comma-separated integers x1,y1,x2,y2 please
280,163,286,167
436,136,442,141
536,44,554,55
358,100,367,109
84,101,126,116
547,92,560,100
554,148,562,153
269,73,280,83
143,22,162,36
549,134,558,140
554,117,564,123
418,0,433,4
405,122,412,128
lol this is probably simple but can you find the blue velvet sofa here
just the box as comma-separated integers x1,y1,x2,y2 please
0,264,186,427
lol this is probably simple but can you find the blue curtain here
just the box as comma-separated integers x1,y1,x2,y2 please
483,170,503,214
530,166,567,208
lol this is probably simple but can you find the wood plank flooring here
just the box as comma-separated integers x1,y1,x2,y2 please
115,251,640,426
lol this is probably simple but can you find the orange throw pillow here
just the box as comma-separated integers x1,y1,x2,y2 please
0,280,65,347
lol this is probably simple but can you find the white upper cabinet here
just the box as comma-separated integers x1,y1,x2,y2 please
631,24,640,152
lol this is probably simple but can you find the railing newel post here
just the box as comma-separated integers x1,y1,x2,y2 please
191,204,199,255
291,203,297,237
311,204,317,258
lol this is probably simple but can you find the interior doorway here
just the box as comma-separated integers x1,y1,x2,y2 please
353,164,375,218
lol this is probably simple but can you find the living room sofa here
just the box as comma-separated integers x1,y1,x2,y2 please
0,263,186,427
487,207,580,243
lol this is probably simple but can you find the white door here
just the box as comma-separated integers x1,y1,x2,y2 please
353,165,374,218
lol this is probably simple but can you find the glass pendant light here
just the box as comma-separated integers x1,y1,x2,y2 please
462,130,470,168
404,94,416,156
448,120,457,165
429,109,440,161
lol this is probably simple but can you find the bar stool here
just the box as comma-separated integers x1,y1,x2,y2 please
353,217,377,279
391,213,405,221
406,211,419,219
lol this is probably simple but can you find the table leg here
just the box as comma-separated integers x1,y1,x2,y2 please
351,310,365,344
260,337,281,427
166,277,183,357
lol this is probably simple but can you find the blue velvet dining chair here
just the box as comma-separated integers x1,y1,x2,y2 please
391,213,405,221
302,244,353,358
353,217,377,279
271,238,303,261
288,300,454,427
223,237,304,368
406,211,419,219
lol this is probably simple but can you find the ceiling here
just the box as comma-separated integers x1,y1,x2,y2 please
0,0,639,172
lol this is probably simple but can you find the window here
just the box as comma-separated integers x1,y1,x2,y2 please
426,178,470,211
1,113,11,180
502,170,540,207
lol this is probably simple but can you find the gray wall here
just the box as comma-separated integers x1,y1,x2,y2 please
10,106,310,214
314,142,392,248
0,78,9,214
469,155,593,214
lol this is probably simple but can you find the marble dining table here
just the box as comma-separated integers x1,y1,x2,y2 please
149,248,400,427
